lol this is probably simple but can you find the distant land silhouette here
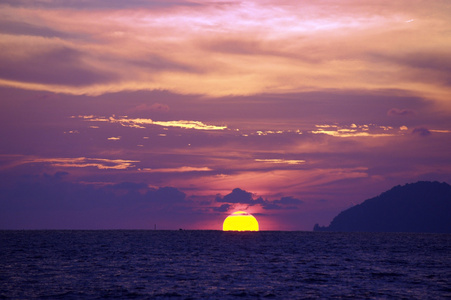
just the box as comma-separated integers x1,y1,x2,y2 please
314,181,451,233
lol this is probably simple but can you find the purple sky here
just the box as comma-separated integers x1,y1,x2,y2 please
1,0,451,230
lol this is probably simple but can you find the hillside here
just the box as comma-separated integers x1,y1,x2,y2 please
314,181,451,233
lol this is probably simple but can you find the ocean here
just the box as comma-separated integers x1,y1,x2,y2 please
1,230,450,299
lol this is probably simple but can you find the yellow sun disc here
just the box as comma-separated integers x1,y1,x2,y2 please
222,211,259,231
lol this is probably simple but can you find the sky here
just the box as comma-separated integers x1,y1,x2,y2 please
1,0,451,230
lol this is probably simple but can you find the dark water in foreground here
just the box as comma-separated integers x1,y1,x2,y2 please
1,231,450,299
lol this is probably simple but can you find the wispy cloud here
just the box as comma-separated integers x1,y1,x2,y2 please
23,157,138,170
107,136,121,141
255,159,305,165
430,129,451,134
76,115,227,130
311,124,399,137
139,167,212,173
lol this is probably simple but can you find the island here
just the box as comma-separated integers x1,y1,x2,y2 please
314,181,451,233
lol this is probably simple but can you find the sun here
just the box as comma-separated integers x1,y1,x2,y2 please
223,211,259,231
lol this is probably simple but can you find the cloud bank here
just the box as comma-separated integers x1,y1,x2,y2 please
0,0,450,105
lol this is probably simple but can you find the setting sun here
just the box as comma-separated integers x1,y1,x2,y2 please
222,211,259,231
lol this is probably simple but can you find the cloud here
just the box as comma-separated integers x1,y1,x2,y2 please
107,136,121,141
0,173,190,229
387,108,416,116
412,127,431,137
0,0,449,104
145,186,186,204
20,157,138,170
255,159,305,165
375,51,451,87
110,181,148,191
0,44,116,86
213,204,231,212
429,129,451,134
0,20,72,38
77,115,227,131
311,124,397,137
128,103,170,113
215,188,303,210
262,196,304,210
140,167,212,173
276,196,304,205
216,188,264,205
151,120,227,131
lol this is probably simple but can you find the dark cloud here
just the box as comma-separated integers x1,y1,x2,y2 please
262,196,303,210
0,47,116,86
0,20,75,38
215,188,264,205
0,173,189,229
370,51,451,76
399,52,451,74
216,188,303,210
204,91,430,128
316,199,329,203
412,127,431,137
261,203,283,210
106,184,186,204
128,55,200,73
127,103,170,114
369,51,451,86
387,108,416,116
213,204,231,212
276,196,303,205
146,187,186,203
47,171,69,179
110,182,148,191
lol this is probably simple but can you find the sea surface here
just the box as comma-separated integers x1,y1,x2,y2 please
1,230,450,299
